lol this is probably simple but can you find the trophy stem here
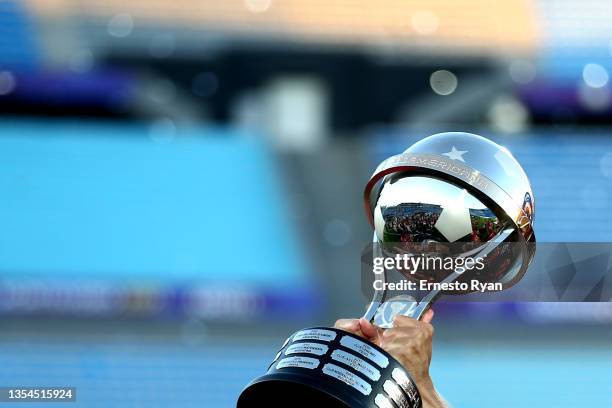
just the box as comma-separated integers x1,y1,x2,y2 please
365,228,515,327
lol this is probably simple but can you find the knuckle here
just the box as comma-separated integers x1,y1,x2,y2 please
393,315,417,327
417,321,434,336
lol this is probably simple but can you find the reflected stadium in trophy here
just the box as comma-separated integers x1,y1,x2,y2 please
371,176,518,295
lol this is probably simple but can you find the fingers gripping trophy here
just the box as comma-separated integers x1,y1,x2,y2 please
238,133,536,408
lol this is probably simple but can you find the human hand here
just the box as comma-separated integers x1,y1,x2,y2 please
334,310,447,408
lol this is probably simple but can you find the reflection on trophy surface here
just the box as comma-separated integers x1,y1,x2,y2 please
372,176,521,292
364,132,536,328
239,132,536,408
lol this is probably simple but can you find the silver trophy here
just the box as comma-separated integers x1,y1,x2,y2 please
238,132,536,408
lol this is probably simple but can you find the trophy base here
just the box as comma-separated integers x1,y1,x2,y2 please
237,327,421,408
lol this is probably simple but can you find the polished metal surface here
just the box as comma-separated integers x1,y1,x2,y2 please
406,133,534,232
365,132,535,246
365,132,536,293
363,133,537,324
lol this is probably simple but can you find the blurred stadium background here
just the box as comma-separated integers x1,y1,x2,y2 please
1,0,612,406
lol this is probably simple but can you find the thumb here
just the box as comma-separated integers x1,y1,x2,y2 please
358,318,383,342
421,308,435,323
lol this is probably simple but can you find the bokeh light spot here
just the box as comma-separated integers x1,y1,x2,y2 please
509,60,536,84
0,71,16,95
108,13,134,38
149,118,176,144
582,63,609,88
488,96,529,134
429,70,457,95
578,84,611,111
